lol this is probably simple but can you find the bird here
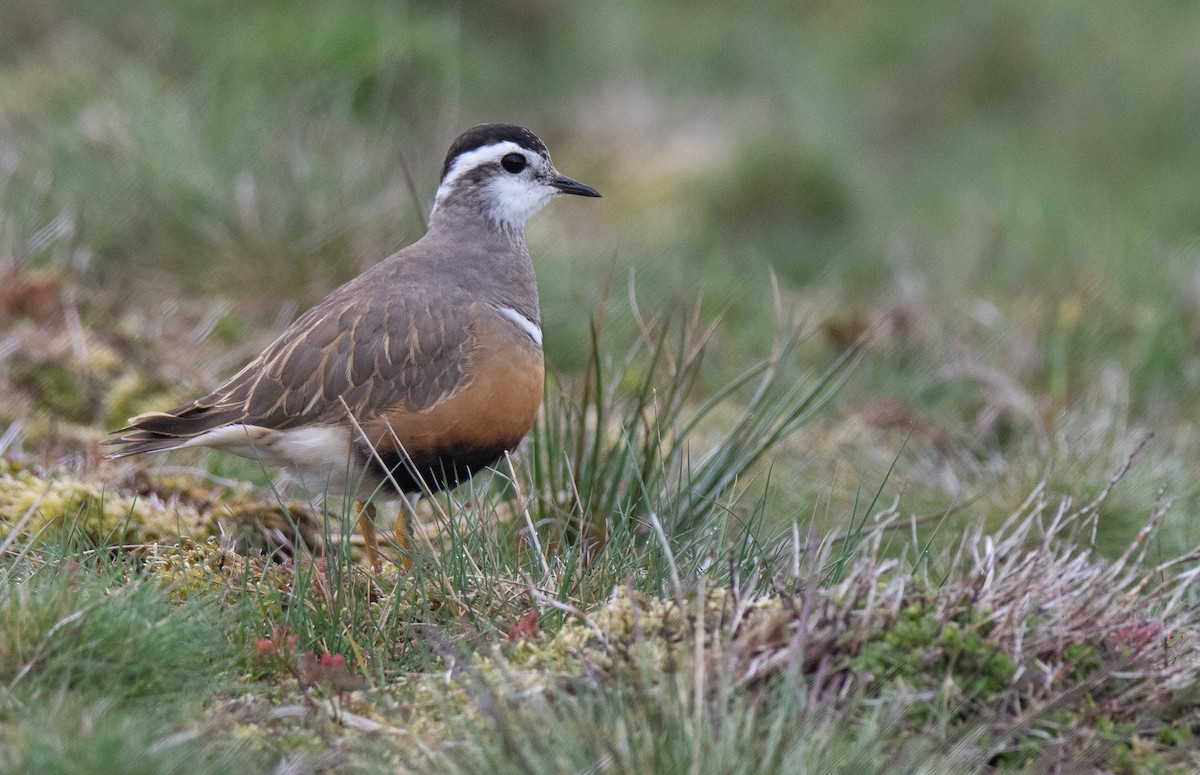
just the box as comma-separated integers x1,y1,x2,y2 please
106,123,601,569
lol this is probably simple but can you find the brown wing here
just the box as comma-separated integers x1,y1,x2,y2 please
106,286,476,457
346,315,545,494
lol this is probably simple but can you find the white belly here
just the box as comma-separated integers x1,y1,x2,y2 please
180,423,380,499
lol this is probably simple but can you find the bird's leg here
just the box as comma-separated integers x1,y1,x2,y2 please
394,495,417,571
356,500,381,572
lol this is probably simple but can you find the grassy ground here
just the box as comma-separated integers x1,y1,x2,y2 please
4,0,1200,772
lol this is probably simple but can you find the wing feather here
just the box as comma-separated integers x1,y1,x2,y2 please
106,284,478,456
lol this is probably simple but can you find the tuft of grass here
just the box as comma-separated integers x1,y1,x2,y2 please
529,299,861,570
0,546,261,775
0,551,235,703
412,673,959,775
1,696,272,775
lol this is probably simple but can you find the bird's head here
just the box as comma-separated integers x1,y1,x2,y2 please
431,124,600,231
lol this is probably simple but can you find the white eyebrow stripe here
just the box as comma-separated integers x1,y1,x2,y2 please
434,141,529,205
495,305,543,348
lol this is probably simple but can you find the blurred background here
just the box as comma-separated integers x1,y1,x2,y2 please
3,0,1200,554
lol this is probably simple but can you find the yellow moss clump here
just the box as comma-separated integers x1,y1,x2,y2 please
143,538,291,602
0,460,325,556
0,461,210,544
508,587,783,679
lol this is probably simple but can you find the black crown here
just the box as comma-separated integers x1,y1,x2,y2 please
441,124,549,180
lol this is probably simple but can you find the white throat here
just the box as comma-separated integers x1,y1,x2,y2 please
479,176,556,229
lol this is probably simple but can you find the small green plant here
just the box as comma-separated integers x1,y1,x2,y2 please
529,299,860,579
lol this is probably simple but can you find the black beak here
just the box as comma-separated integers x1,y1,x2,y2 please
550,174,601,198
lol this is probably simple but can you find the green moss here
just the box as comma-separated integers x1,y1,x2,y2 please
1155,722,1192,748
1098,715,1194,775
849,601,1016,716
1065,642,1103,680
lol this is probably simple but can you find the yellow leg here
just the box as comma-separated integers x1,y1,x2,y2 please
395,498,414,571
356,500,381,572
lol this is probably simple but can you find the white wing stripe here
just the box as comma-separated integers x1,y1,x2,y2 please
495,306,543,348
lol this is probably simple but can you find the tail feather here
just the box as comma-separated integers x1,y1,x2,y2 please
105,403,245,459
104,434,193,458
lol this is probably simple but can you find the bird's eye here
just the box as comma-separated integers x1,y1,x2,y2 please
500,153,527,173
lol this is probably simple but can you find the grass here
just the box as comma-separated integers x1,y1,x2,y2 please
4,310,1200,772
5,0,1200,771
0,545,262,774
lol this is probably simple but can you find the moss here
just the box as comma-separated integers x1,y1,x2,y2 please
0,461,322,553
848,601,1016,716
1064,642,1103,680
1098,715,1195,775
1155,721,1193,748
507,587,1021,711
0,462,209,544
988,692,1198,770
142,539,291,604
507,587,785,681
